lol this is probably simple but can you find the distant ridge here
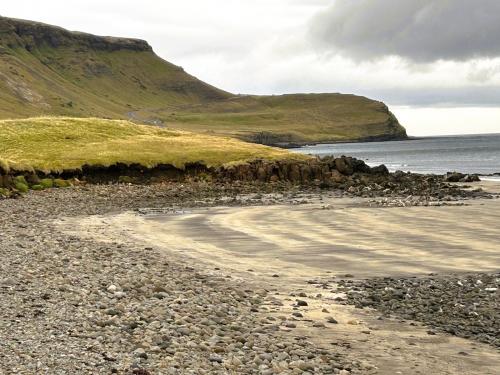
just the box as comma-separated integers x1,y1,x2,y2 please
0,17,153,51
0,16,407,145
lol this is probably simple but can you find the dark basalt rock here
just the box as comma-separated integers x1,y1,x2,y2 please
1,155,492,202
445,172,480,183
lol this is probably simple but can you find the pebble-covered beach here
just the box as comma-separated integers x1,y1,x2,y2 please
1,181,499,374
0,184,359,374
338,273,500,347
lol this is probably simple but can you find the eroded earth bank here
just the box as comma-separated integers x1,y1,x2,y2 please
1,178,499,374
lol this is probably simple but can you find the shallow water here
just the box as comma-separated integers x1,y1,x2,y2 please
293,133,500,175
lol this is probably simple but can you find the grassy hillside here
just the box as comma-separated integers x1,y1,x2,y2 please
0,117,304,174
0,16,407,144
163,94,404,144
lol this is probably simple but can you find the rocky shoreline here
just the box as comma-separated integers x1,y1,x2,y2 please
0,156,493,205
337,273,499,348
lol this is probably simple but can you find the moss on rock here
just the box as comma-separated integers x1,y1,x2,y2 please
0,187,10,197
13,176,28,186
40,178,54,189
53,178,71,188
14,182,29,193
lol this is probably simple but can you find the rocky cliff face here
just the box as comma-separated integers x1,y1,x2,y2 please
0,17,151,52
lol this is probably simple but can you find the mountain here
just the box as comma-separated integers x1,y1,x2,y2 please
0,16,407,145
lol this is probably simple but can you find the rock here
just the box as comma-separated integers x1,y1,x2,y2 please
460,174,480,182
339,272,500,347
133,348,148,359
209,354,223,363
107,284,118,292
445,172,466,182
329,169,346,183
326,317,338,324
370,164,389,175
334,157,354,176
296,300,308,307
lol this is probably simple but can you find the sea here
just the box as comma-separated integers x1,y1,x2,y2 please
293,133,500,179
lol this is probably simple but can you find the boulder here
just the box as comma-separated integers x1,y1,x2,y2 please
370,164,389,175
300,164,312,182
288,164,301,182
256,166,267,182
445,171,481,183
329,169,346,183
460,174,480,183
334,157,354,175
351,158,372,173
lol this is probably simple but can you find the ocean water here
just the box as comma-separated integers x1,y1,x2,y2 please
293,133,500,177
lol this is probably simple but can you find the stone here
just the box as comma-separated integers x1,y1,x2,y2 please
209,354,223,363
334,157,354,176
107,285,118,292
133,348,148,359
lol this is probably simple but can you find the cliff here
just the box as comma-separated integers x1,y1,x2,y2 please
0,16,407,144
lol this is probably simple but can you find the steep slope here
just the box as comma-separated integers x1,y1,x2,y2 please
0,16,407,144
0,17,230,119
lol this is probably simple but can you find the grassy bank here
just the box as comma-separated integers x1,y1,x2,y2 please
0,117,306,174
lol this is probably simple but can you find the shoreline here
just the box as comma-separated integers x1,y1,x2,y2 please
1,181,499,374
286,132,500,150
273,135,411,149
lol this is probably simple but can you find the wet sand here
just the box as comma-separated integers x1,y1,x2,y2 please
113,195,500,279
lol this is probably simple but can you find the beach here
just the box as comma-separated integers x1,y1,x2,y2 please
1,180,498,374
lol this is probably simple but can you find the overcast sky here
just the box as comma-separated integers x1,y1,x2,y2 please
2,0,500,136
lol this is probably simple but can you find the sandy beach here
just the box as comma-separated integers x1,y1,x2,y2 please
85,182,500,279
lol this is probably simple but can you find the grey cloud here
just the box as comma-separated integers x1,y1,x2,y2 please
310,0,500,62
467,64,500,83
364,86,500,107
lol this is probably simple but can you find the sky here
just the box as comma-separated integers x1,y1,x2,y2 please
2,0,500,136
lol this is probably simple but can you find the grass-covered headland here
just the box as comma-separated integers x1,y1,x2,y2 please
0,117,307,197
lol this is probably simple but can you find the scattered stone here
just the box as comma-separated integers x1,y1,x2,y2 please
0,183,359,374
339,272,500,347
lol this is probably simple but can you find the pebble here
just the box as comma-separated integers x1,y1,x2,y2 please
0,183,357,374
340,273,500,347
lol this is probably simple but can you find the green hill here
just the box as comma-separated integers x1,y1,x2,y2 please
0,16,407,145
